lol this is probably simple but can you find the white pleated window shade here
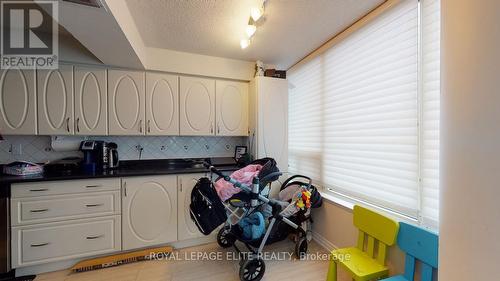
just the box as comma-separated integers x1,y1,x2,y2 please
288,0,440,225
420,0,440,228
289,0,421,218
288,56,323,183
321,0,419,217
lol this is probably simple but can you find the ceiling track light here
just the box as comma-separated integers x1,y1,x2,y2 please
246,18,257,38
240,39,251,49
250,6,263,22
241,0,267,49
251,0,267,22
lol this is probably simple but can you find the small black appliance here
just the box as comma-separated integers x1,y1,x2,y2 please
45,157,83,174
79,141,119,172
80,141,102,173
108,142,119,169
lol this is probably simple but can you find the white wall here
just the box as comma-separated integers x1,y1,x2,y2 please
440,0,500,280
59,34,102,65
104,0,255,81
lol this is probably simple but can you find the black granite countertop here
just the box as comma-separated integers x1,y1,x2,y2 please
0,158,239,185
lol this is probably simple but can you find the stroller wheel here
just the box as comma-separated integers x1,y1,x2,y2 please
217,227,235,248
295,238,308,260
239,257,266,281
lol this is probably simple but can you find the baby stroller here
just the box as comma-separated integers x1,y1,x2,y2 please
202,159,322,281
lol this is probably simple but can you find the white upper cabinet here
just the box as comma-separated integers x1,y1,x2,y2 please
216,80,248,136
179,77,215,136
0,64,250,137
108,70,145,135
0,68,37,135
122,176,178,250
37,64,74,135
146,73,179,135
74,66,108,135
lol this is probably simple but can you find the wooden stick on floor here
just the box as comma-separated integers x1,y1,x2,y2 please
70,246,173,273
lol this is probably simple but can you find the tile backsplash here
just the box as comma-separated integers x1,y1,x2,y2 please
0,135,248,164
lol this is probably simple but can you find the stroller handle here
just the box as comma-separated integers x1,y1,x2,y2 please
203,162,230,180
260,171,283,183
204,162,283,183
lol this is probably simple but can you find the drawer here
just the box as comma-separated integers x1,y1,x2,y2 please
11,178,120,198
12,216,121,268
11,191,121,226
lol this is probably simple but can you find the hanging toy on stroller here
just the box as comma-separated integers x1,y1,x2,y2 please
189,158,323,281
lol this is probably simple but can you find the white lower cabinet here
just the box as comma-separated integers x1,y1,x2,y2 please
11,191,120,226
177,174,205,241
121,176,178,250
11,215,121,268
10,174,218,271
10,179,122,269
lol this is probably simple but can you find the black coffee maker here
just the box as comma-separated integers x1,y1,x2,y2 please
79,141,102,173
80,141,119,172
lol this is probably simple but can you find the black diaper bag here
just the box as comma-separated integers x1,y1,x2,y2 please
189,177,227,235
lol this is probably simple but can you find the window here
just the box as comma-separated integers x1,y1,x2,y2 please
288,0,440,228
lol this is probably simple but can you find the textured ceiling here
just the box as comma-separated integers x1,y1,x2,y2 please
124,0,385,69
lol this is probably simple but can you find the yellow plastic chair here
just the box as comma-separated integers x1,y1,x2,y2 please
326,205,399,281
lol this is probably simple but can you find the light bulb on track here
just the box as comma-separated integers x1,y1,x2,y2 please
240,39,250,49
250,7,263,21
246,24,256,37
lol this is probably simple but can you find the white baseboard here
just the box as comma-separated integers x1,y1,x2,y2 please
311,231,338,252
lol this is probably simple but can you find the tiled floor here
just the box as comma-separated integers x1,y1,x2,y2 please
34,240,331,281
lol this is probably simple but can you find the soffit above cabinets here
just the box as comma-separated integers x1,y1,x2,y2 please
123,0,385,69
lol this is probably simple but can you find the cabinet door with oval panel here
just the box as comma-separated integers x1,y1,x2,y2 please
179,77,215,136
146,72,179,135
0,68,36,135
74,66,107,135
122,176,177,250
37,64,74,135
108,70,145,135
216,80,248,136
177,174,205,241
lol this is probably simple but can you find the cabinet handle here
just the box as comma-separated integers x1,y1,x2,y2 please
66,117,70,132
179,179,182,192
85,203,103,208
210,124,214,134
85,184,101,188
29,188,48,192
30,208,49,213
139,120,143,133
217,123,220,134
123,181,127,197
86,235,104,240
147,120,151,133
76,117,80,133
31,242,49,247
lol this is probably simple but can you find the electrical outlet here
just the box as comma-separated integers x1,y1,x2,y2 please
12,144,22,155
